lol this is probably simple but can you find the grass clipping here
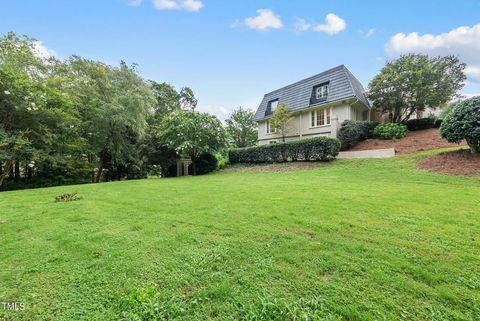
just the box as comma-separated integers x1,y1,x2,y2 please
55,193,82,203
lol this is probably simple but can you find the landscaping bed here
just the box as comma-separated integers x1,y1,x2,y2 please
350,128,464,154
418,149,480,176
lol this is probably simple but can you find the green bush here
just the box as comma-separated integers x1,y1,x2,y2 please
440,96,480,154
373,123,408,140
433,119,442,128
405,117,435,131
215,153,228,170
338,120,379,150
196,152,218,175
229,137,340,164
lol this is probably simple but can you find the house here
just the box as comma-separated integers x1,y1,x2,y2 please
253,65,371,145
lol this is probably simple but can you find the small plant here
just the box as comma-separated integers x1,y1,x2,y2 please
374,123,408,140
55,193,82,202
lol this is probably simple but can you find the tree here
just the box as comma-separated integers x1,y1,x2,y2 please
64,57,154,182
367,54,466,123
150,81,181,120
179,87,198,111
271,103,293,142
440,96,480,154
225,107,257,148
160,110,227,175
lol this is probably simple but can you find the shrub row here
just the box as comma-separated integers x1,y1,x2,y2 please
338,120,379,150
405,117,434,131
229,137,341,164
373,123,408,140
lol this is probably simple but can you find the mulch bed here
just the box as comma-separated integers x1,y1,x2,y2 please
222,162,330,173
350,128,465,155
417,149,480,176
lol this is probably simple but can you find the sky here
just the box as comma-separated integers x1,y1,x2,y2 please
2,0,480,119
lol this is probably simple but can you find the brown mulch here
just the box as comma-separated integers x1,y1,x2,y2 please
350,128,465,154
417,149,480,176
221,162,330,173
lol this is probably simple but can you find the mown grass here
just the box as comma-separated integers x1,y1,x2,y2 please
1,149,479,320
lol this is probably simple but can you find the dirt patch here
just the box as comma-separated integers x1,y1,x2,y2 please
222,162,330,173
350,128,465,155
284,226,316,239
417,149,480,176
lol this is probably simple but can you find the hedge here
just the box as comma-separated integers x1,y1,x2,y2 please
196,152,218,175
229,137,341,164
338,120,379,150
405,117,435,131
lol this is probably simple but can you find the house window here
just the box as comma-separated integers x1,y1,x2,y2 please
269,99,279,112
310,108,331,127
315,84,329,99
269,140,277,144
266,119,276,134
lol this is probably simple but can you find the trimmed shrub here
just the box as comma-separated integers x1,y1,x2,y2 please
338,120,379,150
405,117,435,131
440,96,480,154
374,123,408,140
229,137,341,164
195,152,218,175
433,118,442,128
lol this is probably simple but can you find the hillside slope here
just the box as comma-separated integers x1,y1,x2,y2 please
1,150,479,320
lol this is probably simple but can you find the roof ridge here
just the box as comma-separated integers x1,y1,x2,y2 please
263,65,345,96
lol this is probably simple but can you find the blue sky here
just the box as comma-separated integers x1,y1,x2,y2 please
2,0,480,119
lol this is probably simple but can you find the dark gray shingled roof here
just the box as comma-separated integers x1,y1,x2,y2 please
253,65,371,121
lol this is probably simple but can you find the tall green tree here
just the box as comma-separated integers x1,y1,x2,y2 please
179,87,198,111
160,110,227,175
150,81,181,120
272,103,293,143
367,54,466,123
64,57,154,182
225,107,257,148
0,33,79,187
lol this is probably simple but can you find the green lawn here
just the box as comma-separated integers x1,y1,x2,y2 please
1,149,479,321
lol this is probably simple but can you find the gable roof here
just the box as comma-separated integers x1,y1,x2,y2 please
253,65,370,121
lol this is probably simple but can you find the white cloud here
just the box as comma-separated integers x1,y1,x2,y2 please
294,13,347,35
244,9,283,31
153,0,203,11
294,18,311,32
33,41,56,60
385,23,480,84
359,28,375,38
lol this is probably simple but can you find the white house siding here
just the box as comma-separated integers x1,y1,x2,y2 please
258,103,353,145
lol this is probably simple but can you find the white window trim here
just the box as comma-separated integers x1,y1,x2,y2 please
266,119,277,134
309,108,332,128
315,84,329,100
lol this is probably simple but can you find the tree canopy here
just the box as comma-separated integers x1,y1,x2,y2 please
440,96,480,154
272,103,293,142
160,109,227,175
225,107,257,148
0,32,228,189
367,54,466,123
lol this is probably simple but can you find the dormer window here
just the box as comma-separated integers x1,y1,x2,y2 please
316,84,329,99
269,99,279,112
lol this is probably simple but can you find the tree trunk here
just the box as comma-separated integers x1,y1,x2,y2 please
0,160,13,187
467,138,480,154
95,163,103,183
191,155,197,176
14,161,20,182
